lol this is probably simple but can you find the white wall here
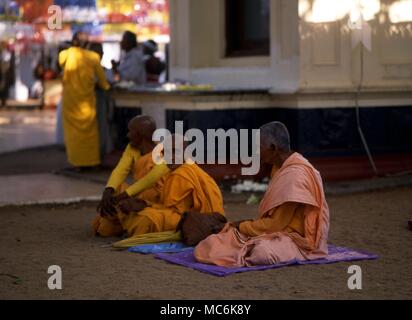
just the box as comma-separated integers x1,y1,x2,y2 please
169,0,412,93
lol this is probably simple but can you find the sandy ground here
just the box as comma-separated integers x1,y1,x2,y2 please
0,187,411,300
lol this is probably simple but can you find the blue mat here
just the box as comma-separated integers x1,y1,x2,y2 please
128,242,192,254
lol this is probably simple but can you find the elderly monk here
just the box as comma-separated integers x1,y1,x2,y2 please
113,134,225,238
194,121,330,267
92,115,169,237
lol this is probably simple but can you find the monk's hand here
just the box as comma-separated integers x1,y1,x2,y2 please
118,198,147,214
112,191,129,205
97,187,116,216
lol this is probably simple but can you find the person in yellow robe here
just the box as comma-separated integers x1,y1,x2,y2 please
112,135,225,238
58,32,110,168
92,115,169,237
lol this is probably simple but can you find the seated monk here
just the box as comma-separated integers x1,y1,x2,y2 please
114,134,225,238
194,121,330,267
92,115,170,237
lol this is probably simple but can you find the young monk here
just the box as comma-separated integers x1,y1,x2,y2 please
194,121,330,267
113,134,225,237
92,115,169,237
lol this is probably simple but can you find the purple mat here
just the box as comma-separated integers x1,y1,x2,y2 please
155,244,378,277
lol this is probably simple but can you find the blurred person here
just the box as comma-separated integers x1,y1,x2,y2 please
0,47,14,107
111,31,146,85
55,41,71,146
88,41,115,158
30,60,44,99
58,32,110,170
142,40,165,83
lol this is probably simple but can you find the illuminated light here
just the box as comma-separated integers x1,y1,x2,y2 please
0,117,11,125
306,0,353,23
389,0,412,23
304,0,380,23
299,0,310,18
358,0,380,21
350,6,362,24
134,4,141,11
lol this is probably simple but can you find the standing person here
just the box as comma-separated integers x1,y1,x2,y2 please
58,32,110,170
142,40,165,83
0,47,14,107
111,31,146,85
88,42,114,159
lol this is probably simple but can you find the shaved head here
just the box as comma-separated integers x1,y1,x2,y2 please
128,115,156,140
260,121,291,153
127,115,157,151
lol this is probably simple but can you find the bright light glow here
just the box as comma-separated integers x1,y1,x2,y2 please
299,0,310,18
359,0,380,21
306,0,353,23
389,0,412,23
101,42,121,69
304,0,380,23
0,117,11,125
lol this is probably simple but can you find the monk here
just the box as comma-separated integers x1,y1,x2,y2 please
92,115,169,237
112,134,225,238
194,121,330,267
59,32,110,168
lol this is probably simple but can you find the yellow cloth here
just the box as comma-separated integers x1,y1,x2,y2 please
239,202,305,237
112,231,182,248
92,150,169,237
106,143,170,197
120,163,225,238
59,47,110,166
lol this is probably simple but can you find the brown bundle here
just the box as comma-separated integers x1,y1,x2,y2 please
178,211,227,246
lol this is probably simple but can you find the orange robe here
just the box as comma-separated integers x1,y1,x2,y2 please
239,202,305,238
119,163,225,238
92,152,166,237
194,152,330,267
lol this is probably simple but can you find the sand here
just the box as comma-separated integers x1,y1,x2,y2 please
0,187,411,299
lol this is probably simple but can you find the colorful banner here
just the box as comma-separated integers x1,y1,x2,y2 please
7,0,169,44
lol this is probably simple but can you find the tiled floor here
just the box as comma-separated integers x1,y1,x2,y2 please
0,110,57,154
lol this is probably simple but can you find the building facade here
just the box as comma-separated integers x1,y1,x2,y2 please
163,0,412,178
